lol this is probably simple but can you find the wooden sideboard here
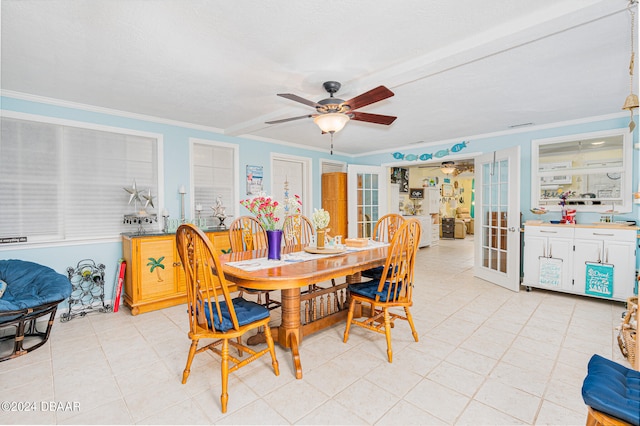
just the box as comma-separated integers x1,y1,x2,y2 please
122,230,230,315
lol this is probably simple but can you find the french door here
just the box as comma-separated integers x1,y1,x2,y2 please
473,146,521,291
347,165,388,239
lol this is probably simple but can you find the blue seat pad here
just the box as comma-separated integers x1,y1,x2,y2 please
361,266,385,280
348,281,402,303
362,265,399,281
203,297,269,332
581,354,640,425
0,259,71,313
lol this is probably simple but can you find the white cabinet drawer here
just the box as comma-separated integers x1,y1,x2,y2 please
524,225,574,239
574,227,636,242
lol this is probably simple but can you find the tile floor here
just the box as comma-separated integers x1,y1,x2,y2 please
0,237,631,425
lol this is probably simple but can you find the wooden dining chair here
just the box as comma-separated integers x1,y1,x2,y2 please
228,216,279,311
361,213,406,281
282,214,314,253
175,224,279,413
283,213,338,292
343,218,421,363
228,216,268,252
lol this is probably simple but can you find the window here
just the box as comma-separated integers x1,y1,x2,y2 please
191,139,238,227
0,116,160,243
531,128,632,213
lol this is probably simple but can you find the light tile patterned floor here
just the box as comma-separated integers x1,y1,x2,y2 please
0,237,631,425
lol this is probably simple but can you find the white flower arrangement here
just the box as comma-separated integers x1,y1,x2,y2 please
311,208,330,230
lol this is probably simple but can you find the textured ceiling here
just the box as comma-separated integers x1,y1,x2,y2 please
1,0,636,155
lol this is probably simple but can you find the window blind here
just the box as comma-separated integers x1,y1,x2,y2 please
0,117,158,242
192,142,235,217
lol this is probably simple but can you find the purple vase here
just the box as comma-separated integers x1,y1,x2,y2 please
266,230,283,260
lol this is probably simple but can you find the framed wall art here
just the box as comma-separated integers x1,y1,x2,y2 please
246,165,263,195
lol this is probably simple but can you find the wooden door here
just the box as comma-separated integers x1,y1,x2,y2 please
321,172,348,239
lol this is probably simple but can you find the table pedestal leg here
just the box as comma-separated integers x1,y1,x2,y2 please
278,288,303,379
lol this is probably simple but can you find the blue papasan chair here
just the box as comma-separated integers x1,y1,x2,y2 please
0,259,71,362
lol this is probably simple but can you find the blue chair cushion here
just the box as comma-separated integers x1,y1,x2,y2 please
0,259,71,314
361,266,385,280
348,281,403,302
203,297,270,332
581,354,640,425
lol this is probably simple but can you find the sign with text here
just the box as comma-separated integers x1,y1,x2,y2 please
585,262,614,298
539,257,562,287
0,236,27,244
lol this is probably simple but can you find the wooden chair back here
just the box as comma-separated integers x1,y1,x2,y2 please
176,224,239,334
372,213,406,243
228,216,268,252
375,218,421,303
283,214,314,253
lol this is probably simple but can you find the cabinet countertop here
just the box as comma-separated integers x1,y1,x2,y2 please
122,228,229,238
524,222,638,231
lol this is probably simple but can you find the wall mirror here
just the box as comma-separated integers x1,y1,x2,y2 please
531,128,632,213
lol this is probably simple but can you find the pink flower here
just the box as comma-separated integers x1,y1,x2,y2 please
240,193,300,231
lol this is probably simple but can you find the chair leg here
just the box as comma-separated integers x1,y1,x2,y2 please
404,307,419,342
383,308,393,363
182,339,198,384
343,299,356,343
220,339,229,413
263,324,280,376
236,337,243,357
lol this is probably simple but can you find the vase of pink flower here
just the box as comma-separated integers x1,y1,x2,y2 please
240,193,302,260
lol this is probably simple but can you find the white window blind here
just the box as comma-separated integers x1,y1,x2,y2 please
192,141,235,217
0,117,158,242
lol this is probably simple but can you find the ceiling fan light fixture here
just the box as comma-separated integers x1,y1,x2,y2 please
313,112,350,134
440,161,457,174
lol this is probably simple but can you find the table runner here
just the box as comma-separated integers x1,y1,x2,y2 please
225,240,389,272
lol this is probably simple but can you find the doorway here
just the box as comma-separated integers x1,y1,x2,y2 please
271,154,312,218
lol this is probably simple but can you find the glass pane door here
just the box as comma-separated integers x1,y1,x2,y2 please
348,165,387,239
473,146,521,291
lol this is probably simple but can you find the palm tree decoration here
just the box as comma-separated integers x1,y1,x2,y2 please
147,257,165,282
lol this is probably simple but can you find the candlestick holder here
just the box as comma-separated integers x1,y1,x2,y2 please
162,209,170,233
179,185,187,224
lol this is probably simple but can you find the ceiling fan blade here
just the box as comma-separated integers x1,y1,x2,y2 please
277,93,321,108
343,86,394,111
265,114,313,124
350,111,397,125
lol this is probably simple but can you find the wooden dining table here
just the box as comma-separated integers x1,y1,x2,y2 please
220,245,388,379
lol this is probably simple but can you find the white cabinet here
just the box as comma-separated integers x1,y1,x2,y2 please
523,225,574,293
572,228,637,301
417,215,432,248
424,187,440,214
524,224,638,301
424,187,440,245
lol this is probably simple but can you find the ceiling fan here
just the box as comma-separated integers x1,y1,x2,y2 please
266,81,397,153
419,161,475,177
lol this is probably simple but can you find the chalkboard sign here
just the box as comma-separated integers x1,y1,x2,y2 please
409,188,424,199
585,262,614,298
539,257,562,287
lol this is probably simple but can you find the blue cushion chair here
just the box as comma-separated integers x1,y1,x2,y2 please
343,219,421,363
0,259,71,362
581,354,640,426
175,224,279,413
361,213,406,281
